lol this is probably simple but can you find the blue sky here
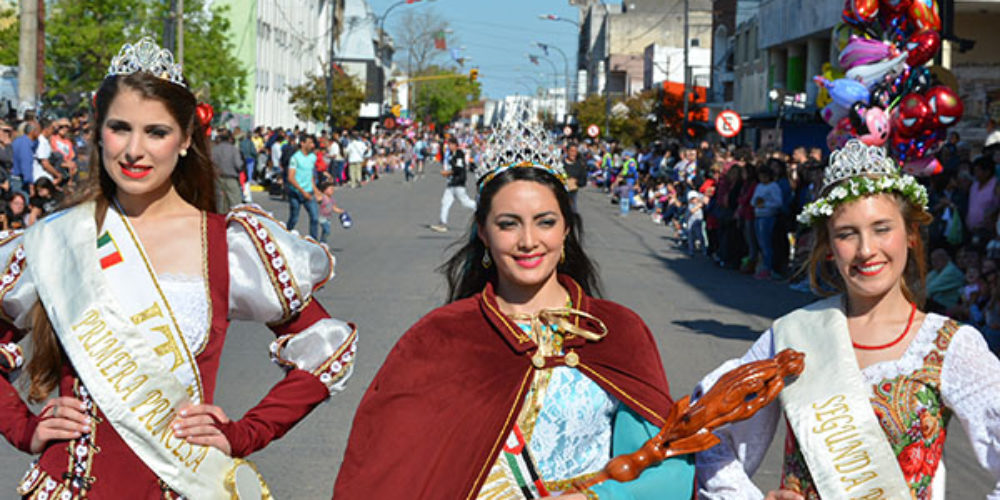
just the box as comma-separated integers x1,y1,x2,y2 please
368,0,582,100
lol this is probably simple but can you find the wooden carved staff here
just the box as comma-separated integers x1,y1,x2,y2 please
574,348,805,490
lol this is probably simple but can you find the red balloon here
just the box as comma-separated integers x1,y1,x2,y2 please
853,0,880,22
925,86,963,128
905,30,940,67
880,0,912,13
907,0,940,32
892,93,930,137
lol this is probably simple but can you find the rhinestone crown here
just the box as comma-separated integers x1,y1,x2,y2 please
106,37,186,88
477,100,563,180
821,139,898,193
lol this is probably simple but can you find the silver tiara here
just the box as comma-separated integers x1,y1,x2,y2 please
106,37,186,88
821,139,898,193
477,100,562,180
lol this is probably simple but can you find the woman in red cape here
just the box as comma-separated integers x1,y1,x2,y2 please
334,159,695,499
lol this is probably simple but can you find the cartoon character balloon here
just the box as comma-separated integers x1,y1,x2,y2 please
904,30,940,67
908,0,941,32
815,77,871,108
925,85,964,128
892,93,931,137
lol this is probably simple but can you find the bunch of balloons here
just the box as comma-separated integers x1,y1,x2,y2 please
818,0,963,175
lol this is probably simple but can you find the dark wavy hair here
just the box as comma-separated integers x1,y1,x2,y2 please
26,71,216,402
440,166,601,302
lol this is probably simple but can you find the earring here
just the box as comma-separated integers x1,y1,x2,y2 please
482,250,492,268
825,253,834,261
560,248,566,264
179,148,187,157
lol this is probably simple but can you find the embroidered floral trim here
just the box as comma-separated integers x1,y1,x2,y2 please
798,174,928,226
0,341,24,376
781,315,958,500
229,212,305,322
229,204,336,291
313,328,358,393
0,243,27,323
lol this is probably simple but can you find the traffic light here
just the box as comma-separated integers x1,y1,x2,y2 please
469,69,479,82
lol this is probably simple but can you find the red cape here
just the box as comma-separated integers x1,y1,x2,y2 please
333,276,675,499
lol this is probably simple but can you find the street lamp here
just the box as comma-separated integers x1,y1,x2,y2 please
526,53,560,89
537,14,580,27
374,0,436,111
535,41,571,104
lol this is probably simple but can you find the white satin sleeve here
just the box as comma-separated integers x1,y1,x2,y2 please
226,207,335,323
693,330,776,500
0,231,37,333
940,325,1000,499
225,207,355,395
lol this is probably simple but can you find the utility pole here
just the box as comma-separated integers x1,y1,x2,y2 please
17,0,37,116
326,0,337,127
681,0,690,142
164,0,176,55
176,0,184,66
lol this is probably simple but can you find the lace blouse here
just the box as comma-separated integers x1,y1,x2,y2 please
694,312,1000,499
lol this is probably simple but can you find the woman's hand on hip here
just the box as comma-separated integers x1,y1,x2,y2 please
766,490,805,500
31,397,90,454
172,404,232,456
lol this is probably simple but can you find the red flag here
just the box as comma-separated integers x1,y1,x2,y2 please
434,30,447,50
529,55,539,65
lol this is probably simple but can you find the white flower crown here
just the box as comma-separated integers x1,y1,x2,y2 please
797,140,929,226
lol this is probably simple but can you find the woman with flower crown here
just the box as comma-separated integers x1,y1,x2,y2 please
0,38,357,499
695,139,1000,499
334,111,695,499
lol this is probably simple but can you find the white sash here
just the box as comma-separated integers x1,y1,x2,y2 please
23,202,270,500
773,296,911,500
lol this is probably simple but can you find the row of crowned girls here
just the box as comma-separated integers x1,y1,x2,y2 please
0,37,995,500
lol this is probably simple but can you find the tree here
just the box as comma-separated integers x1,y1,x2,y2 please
1,0,247,112
392,8,451,75
572,92,654,146
412,66,480,127
0,5,18,67
287,70,364,130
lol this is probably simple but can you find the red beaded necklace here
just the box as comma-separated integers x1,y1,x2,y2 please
852,302,917,350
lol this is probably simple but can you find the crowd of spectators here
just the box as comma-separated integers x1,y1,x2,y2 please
567,133,1000,353
0,112,89,230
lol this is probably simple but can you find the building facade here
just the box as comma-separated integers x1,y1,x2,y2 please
573,0,713,99
216,0,336,130
719,0,1000,150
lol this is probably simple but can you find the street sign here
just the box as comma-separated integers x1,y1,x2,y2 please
587,124,600,138
715,110,742,138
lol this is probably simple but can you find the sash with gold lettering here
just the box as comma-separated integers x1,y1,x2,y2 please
773,296,911,500
23,201,270,500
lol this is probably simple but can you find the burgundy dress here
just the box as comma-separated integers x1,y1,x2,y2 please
0,206,356,498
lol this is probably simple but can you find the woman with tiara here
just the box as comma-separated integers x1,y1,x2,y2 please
695,139,1000,499
334,109,694,499
0,38,356,499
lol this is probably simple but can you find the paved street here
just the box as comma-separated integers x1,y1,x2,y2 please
0,171,993,497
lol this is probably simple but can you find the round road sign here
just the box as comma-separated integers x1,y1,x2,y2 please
587,124,600,138
715,110,742,138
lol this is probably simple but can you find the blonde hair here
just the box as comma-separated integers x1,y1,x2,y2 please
805,191,933,307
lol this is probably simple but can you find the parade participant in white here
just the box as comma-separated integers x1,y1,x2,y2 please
694,139,1000,500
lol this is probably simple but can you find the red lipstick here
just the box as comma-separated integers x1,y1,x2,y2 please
514,253,545,269
120,162,152,179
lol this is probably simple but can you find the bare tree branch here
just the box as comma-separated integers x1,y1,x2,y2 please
391,8,452,75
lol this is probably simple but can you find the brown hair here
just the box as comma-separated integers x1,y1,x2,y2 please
25,72,217,402
806,190,933,308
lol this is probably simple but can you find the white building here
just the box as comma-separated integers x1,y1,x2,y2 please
643,44,711,90
250,0,334,130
